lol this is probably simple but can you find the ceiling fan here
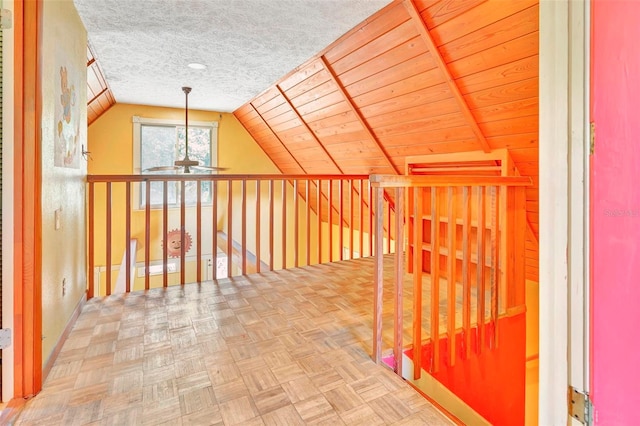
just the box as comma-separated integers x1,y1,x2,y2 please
145,86,227,174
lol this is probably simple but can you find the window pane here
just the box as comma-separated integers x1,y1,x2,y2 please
177,126,211,165
138,121,214,208
141,181,178,207
183,181,213,204
140,125,176,172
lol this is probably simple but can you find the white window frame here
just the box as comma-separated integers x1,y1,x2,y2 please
132,115,219,209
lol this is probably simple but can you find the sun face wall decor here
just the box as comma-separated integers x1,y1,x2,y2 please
162,228,193,258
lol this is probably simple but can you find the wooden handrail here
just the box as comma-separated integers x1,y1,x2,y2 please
87,173,369,182
370,174,532,188
87,172,397,220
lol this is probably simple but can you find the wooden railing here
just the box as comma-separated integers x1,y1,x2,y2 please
370,174,531,379
87,174,395,298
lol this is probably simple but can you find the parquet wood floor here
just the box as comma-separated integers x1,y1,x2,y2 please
15,257,455,425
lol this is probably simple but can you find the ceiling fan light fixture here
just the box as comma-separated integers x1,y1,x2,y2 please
187,62,207,70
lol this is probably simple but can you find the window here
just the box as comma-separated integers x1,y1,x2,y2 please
132,116,218,208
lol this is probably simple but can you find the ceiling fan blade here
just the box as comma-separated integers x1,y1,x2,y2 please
192,165,229,171
143,165,181,172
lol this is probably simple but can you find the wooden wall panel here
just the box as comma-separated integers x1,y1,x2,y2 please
464,77,538,110
358,83,451,117
324,2,410,63
440,6,538,64
346,57,438,100
234,0,539,281
456,56,539,96
427,0,537,46
416,0,487,30
447,32,539,79
339,37,427,87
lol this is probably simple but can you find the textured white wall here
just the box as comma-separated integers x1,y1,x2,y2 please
40,0,88,365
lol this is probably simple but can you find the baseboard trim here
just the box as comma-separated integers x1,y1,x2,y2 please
42,292,86,382
406,380,466,426
0,397,29,425
401,353,491,426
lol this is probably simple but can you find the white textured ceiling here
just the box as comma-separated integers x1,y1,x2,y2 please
73,0,392,112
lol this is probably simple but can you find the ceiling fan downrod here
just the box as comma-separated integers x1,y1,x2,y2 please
174,86,198,173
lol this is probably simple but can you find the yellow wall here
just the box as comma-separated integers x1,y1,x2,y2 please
89,103,276,175
40,0,88,364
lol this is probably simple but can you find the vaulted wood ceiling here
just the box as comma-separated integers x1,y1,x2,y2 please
234,0,539,281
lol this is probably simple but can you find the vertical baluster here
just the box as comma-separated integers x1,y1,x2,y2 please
373,186,385,364
88,182,95,298
306,180,310,266
446,187,457,367
349,179,354,260
269,180,274,271
317,179,322,264
339,179,344,261
413,187,424,379
144,180,150,291
227,180,233,277
106,182,112,296
394,187,404,375
163,180,168,287
328,180,333,262
212,180,218,280
386,197,392,254
294,180,299,267
490,186,500,348
180,180,186,285
477,186,486,353
462,186,472,359
369,181,373,257
430,187,440,373
242,180,247,275
282,180,287,269
125,182,131,293
359,179,364,259
197,180,202,283
256,180,261,273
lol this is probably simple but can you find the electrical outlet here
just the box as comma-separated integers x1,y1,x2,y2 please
55,208,62,230
62,278,66,296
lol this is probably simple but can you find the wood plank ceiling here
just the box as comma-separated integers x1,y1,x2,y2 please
87,44,115,125
234,0,539,281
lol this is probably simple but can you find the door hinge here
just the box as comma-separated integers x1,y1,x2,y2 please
0,9,12,30
590,122,596,155
569,386,592,425
0,328,11,350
